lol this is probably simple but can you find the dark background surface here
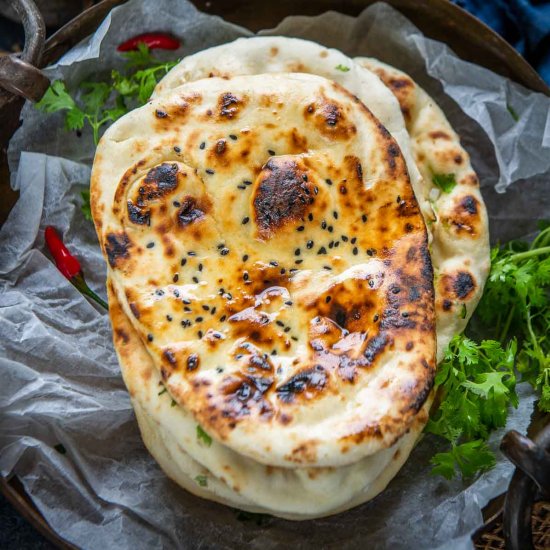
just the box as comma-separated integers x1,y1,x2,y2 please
0,1,548,549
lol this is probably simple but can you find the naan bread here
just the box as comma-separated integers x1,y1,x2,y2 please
91,73,435,473
355,58,490,355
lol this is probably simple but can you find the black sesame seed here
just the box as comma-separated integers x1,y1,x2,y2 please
318,247,327,255
325,296,332,303
295,259,303,264
291,336,298,342
243,272,249,281
220,248,230,256
229,134,238,141
155,109,167,118
396,195,401,204
216,366,224,373
367,248,375,256
302,173,308,182
328,241,334,249
284,327,291,333
180,258,187,266
280,268,286,274
173,289,180,297
276,320,285,327
402,312,409,317
271,350,277,355
373,313,379,322
325,178,333,186
351,237,357,244
202,305,210,311
220,315,227,323
200,142,206,149
237,185,246,190
147,334,154,342
146,242,155,248
321,220,327,230
242,216,250,225
268,149,276,156
341,235,349,242
334,241,340,248
205,169,215,175
243,254,249,262
217,243,225,250
198,330,203,338
243,180,252,186
333,211,338,219
295,248,301,256
289,268,298,273
362,214,368,222
184,307,191,312
213,332,222,339
392,287,401,294
314,187,319,195
173,200,181,207
173,274,179,283
323,265,332,270
328,225,334,233
183,298,191,305
285,300,293,306
270,261,278,266
192,277,199,283
308,213,314,221
306,240,314,249
174,146,181,153
188,251,196,256
166,315,173,321
181,320,191,327
297,226,305,232
211,307,217,315
198,263,203,271
155,289,165,296
196,316,204,322
353,247,358,255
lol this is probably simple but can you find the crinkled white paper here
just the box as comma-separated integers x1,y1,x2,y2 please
1,1,548,548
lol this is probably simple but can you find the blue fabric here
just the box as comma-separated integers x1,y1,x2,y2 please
453,0,550,83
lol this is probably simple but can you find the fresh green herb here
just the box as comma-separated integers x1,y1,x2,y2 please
158,387,167,396
36,45,178,144
194,474,208,487
335,64,350,72
459,303,467,320
81,190,92,221
171,399,177,407
432,173,457,194
476,221,550,412
54,443,67,455
427,335,518,479
196,424,212,447
507,104,520,122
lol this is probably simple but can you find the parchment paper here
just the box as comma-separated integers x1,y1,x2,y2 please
1,1,548,548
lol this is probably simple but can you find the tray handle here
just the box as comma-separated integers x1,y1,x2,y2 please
0,0,50,102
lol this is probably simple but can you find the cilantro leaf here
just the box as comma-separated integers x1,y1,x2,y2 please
36,80,76,112
194,474,208,487
81,190,92,221
432,440,495,479
196,425,212,447
432,173,457,193
335,64,350,72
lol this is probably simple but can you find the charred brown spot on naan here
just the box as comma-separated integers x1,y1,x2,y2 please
303,94,357,140
276,366,328,403
217,92,245,120
286,441,319,463
176,195,210,227
441,194,481,236
252,157,315,239
105,231,132,269
439,270,477,302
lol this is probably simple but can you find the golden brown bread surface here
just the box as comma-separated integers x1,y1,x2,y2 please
92,72,436,468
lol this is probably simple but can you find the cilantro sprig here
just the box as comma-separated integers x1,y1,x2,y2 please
427,335,518,479
36,44,178,144
429,222,550,479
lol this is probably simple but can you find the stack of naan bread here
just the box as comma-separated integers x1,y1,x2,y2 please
91,37,489,519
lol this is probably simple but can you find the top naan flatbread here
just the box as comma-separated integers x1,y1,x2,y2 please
92,72,436,468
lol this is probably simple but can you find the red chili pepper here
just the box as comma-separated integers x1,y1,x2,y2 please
44,226,108,310
117,33,180,52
